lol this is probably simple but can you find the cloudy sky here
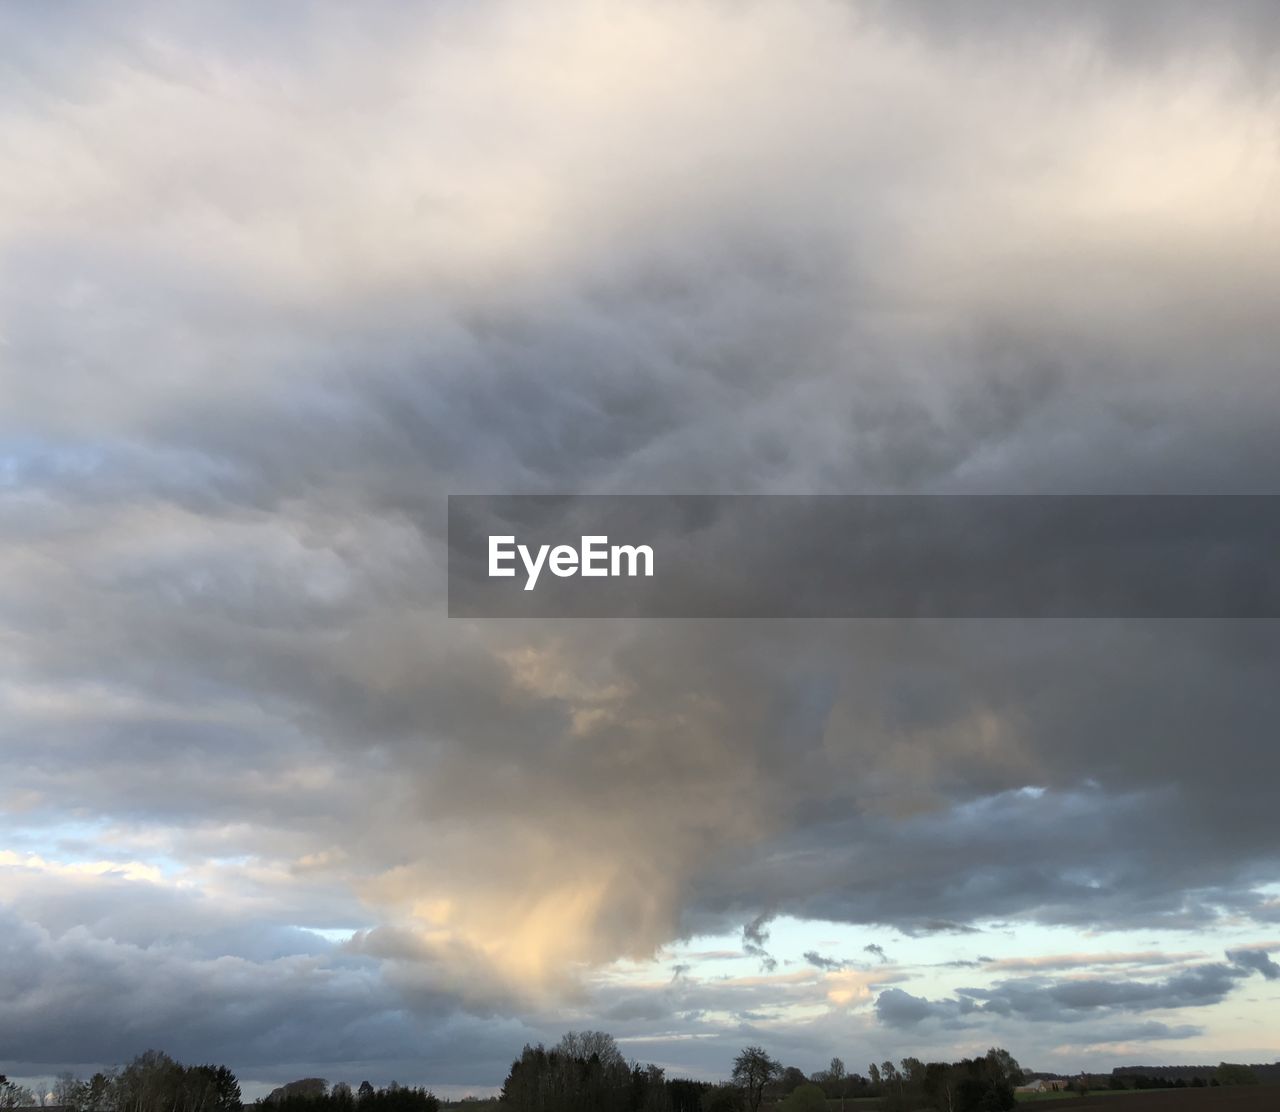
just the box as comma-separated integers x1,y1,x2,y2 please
3,0,1280,1098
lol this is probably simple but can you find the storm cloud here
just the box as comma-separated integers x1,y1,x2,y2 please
3,0,1280,1090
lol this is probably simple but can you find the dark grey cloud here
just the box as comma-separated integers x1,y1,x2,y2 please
0,900,536,1089
742,916,777,973
875,985,1206,1045
1225,948,1280,980
685,656,1280,937
873,952,1277,1033
910,922,984,938
875,988,977,1028
803,951,846,972
972,963,1248,1018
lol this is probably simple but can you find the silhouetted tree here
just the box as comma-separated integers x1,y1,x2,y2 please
730,1049,779,1112
811,1057,848,1112
1,1077,38,1109
500,1034,645,1112
983,1050,1023,1089
554,1033,625,1070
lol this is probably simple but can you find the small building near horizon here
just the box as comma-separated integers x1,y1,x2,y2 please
1015,1078,1068,1093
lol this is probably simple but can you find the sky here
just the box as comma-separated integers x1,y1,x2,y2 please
2,0,1280,1100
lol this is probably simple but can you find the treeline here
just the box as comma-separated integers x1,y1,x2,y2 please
13,1034,1272,1112
265,1081,438,1112
858,1051,1024,1112
2,1052,241,1112
498,1034,1026,1112
1112,1062,1271,1086
1,1078,39,1110
1,1078,38,1110
1,1054,437,1112
500,1032,702,1112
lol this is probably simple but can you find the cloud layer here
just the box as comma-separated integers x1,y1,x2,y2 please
3,0,1280,1088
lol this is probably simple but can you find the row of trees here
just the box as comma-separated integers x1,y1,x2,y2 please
265,1081,437,1112
23,1035,1262,1112
500,1032,703,1112
712,1046,1023,1112
864,1051,1022,1112
1111,1063,1260,1089
497,1035,1026,1112
6,1058,443,1112
3,1053,241,1112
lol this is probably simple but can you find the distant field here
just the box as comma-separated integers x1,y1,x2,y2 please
1018,1089,1275,1110
457,1089,1276,1112
771,1088,1278,1111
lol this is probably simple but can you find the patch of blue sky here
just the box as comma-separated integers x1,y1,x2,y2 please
0,816,190,878
0,434,105,481
293,925,362,944
0,432,245,501
1,816,110,852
